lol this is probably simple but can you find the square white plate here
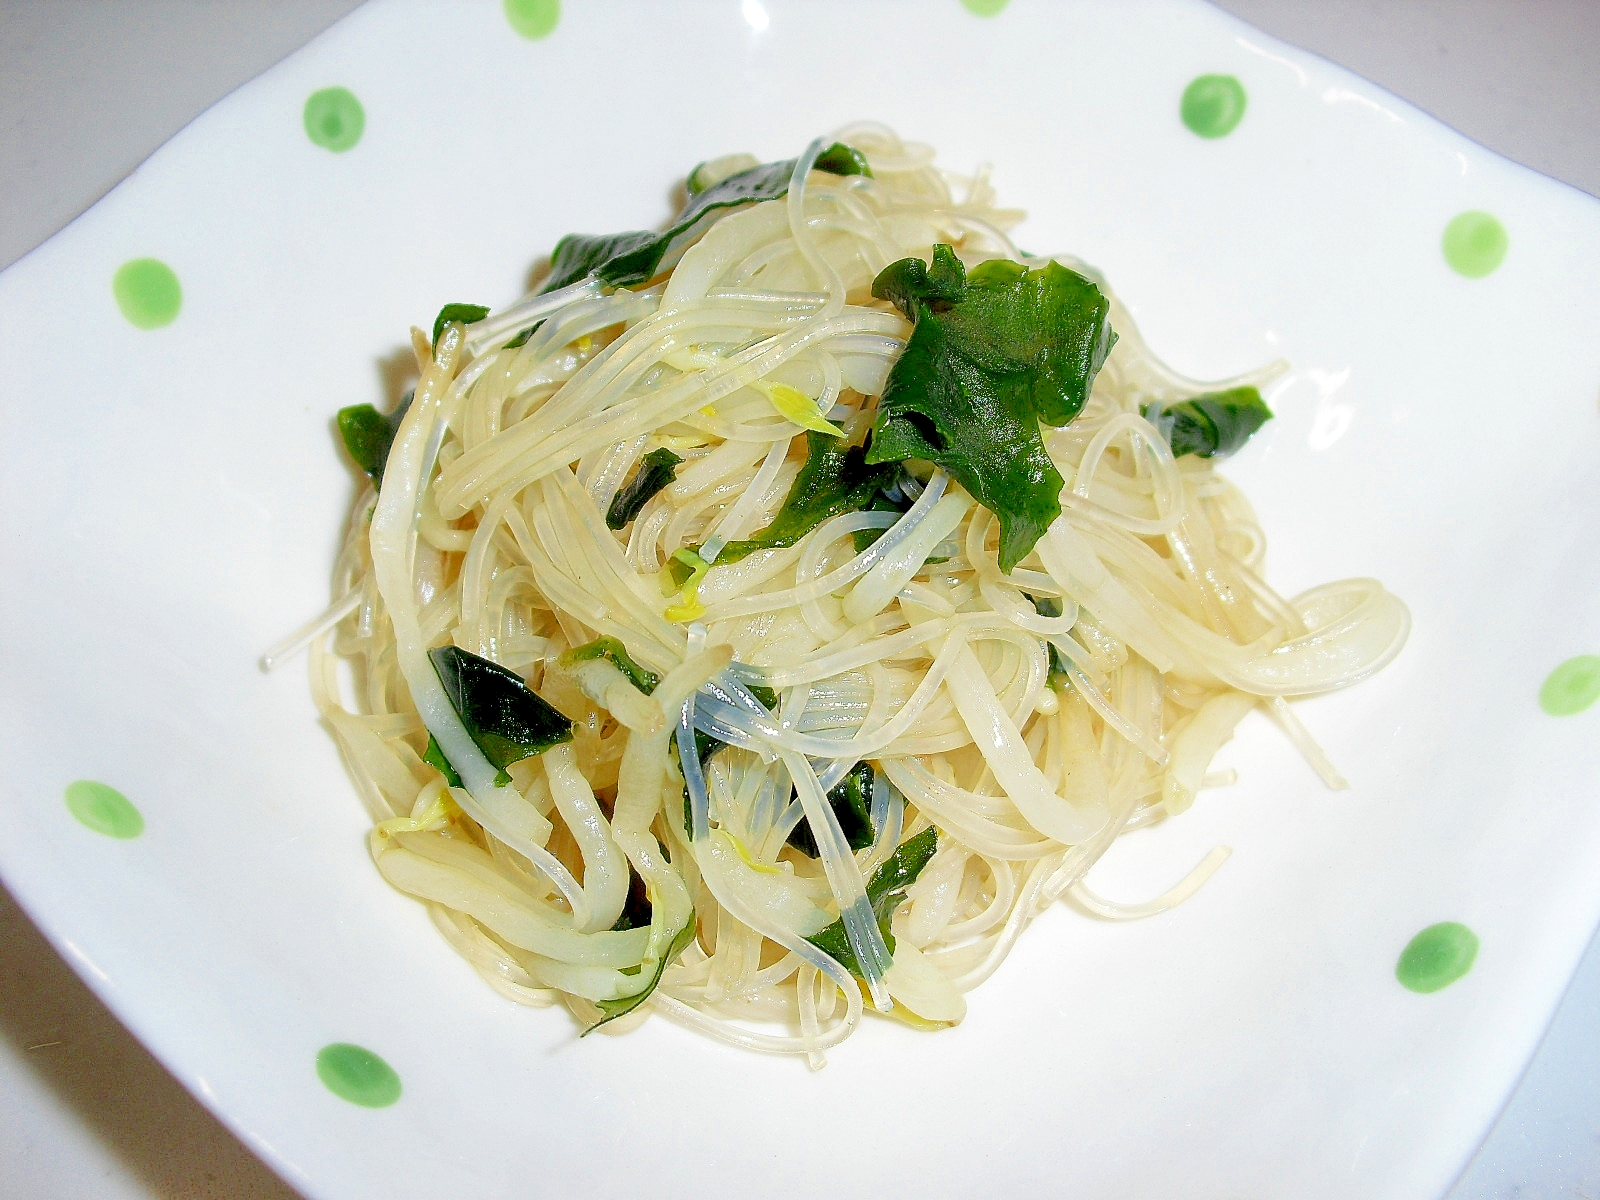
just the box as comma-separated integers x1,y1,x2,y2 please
2,2,1598,1197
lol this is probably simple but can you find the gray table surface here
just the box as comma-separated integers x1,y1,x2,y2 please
2,2,1598,1197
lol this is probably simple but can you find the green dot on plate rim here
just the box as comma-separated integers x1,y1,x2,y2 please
317,1043,401,1107
112,258,181,329
303,86,365,152
1181,74,1248,138
504,0,560,39
64,780,144,839
1442,210,1508,278
961,0,1010,15
1396,922,1479,993
1540,654,1600,716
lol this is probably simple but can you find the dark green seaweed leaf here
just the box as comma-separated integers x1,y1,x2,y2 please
428,645,573,783
337,390,412,484
541,142,871,294
431,303,490,351
714,431,902,564
609,868,654,932
692,728,722,768
544,231,660,296
423,732,463,788
851,490,913,554
503,318,545,350
806,826,939,976
813,142,872,178
685,155,748,197
787,762,876,857
1141,386,1272,459
605,448,683,529
866,245,1117,571
561,636,660,695
588,911,698,1030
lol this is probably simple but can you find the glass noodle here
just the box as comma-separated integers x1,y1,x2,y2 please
305,125,1408,1064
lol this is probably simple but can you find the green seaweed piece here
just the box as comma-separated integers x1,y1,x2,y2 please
541,141,871,293
503,318,545,349
428,645,573,780
431,302,490,352
787,762,876,857
423,733,463,788
336,391,412,484
714,431,901,564
561,636,661,695
867,246,1116,571
587,913,698,1030
606,448,683,529
1141,386,1273,459
806,827,939,976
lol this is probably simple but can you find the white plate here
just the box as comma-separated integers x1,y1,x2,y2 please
2,1,1598,1196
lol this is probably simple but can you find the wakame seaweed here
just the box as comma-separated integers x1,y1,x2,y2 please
337,390,412,485
786,762,877,857
587,914,698,1031
561,636,661,695
431,302,490,352
867,245,1116,571
541,142,871,294
606,448,683,530
806,826,939,977
712,431,901,565
609,867,655,932
1141,386,1273,459
423,733,464,788
503,318,545,350
427,645,573,785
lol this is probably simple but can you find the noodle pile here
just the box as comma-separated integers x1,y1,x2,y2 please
303,125,1408,1061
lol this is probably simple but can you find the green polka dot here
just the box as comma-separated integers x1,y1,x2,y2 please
1181,74,1247,138
112,259,181,329
961,0,1010,15
504,0,560,39
1396,922,1478,993
1442,211,1508,278
316,1043,401,1107
64,781,144,839
1540,655,1600,716
303,87,365,153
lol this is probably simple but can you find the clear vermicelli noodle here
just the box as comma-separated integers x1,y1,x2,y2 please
303,126,1408,1062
